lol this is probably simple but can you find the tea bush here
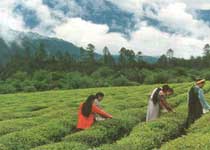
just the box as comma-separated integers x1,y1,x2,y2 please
63,109,146,147
97,95,188,150
0,83,198,150
34,84,190,150
161,101,210,150
32,142,89,150
161,132,210,150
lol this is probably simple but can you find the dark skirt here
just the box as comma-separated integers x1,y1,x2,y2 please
186,101,203,128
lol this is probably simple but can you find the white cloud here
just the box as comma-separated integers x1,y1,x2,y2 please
54,18,129,54
0,1,25,31
180,0,210,10
16,0,62,35
1,0,210,58
107,0,144,13
56,0,83,17
155,2,210,39
104,0,210,57
129,25,207,58
108,0,210,12
0,0,26,44
55,18,208,58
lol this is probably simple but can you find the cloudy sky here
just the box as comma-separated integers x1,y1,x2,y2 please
1,0,210,58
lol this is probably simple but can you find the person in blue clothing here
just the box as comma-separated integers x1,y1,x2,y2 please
186,78,210,127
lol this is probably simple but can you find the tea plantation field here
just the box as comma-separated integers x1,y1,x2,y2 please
0,83,210,150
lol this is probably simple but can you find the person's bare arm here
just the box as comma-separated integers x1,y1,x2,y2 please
160,98,173,112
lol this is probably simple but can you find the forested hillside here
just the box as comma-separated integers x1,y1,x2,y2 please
1,35,210,94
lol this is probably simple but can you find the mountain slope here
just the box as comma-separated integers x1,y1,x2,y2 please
0,31,85,64
0,30,158,64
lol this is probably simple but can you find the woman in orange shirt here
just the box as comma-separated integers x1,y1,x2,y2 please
77,95,112,130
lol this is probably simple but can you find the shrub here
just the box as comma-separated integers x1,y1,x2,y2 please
161,133,210,150
144,74,155,84
112,76,130,86
153,72,171,83
0,119,74,150
0,119,39,136
161,105,210,150
0,131,48,150
167,76,192,83
64,108,146,147
0,83,17,94
31,142,89,150
79,76,95,88
91,67,114,79
10,71,28,81
99,106,187,150
0,144,8,150
34,79,51,90
0,83,192,150
175,67,187,76
33,70,51,82
23,85,37,92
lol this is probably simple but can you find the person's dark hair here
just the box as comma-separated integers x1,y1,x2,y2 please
152,88,162,105
96,92,104,98
82,95,96,117
162,85,170,92
162,85,174,94
152,85,173,105
167,88,174,94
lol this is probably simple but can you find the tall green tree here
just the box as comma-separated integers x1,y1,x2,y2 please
119,47,127,68
62,52,75,71
79,47,86,61
103,46,109,65
137,51,142,62
157,55,168,67
119,47,136,68
127,49,136,65
34,43,47,69
23,47,33,73
103,46,115,67
166,48,174,60
86,43,95,64
203,44,210,56
203,43,210,67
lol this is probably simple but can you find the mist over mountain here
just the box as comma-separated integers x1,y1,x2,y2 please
0,30,81,64
0,30,158,64
1,0,209,63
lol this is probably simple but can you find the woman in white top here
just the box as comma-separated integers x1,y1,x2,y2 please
94,92,106,121
146,85,174,121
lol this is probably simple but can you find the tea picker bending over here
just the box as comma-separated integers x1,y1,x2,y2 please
146,85,174,122
77,95,112,130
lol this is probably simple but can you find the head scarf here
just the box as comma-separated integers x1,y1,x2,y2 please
196,79,205,85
